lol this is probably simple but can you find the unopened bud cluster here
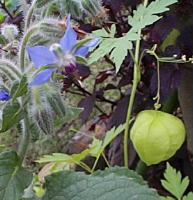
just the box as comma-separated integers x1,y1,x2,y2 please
1,24,19,41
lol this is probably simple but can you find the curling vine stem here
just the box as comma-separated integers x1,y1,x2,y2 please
123,0,149,168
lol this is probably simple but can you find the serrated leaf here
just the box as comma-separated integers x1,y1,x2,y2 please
89,138,103,157
37,149,90,164
91,28,109,38
147,0,177,14
103,124,125,149
161,163,190,199
11,75,28,100
0,151,32,200
88,39,116,64
93,166,146,185
110,38,133,72
182,192,193,200
89,124,125,158
42,170,159,200
90,27,138,72
128,0,177,31
0,101,25,133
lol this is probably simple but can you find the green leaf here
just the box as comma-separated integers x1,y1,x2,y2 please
102,124,125,149
161,163,190,199
0,151,32,200
160,28,180,52
147,0,178,14
42,170,159,200
182,192,193,200
110,37,133,72
91,28,109,38
88,38,116,64
89,28,139,72
128,0,177,31
93,166,146,185
89,138,103,157
109,24,116,37
0,101,25,133
75,56,87,65
10,75,28,100
37,149,90,164
160,197,174,200
89,124,125,158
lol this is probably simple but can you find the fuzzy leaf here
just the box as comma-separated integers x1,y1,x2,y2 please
42,170,159,200
161,163,190,199
0,101,24,133
10,75,28,100
0,151,32,200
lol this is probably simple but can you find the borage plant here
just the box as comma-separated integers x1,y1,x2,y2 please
0,0,192,199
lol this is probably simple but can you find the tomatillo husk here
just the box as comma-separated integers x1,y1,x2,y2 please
130,110,185,165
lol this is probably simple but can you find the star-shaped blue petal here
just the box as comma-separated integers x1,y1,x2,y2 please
0,89,10,101
27,15,100,87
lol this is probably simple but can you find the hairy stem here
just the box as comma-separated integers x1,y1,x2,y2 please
123,0,149,168
24,0,37,31
18,112,30,164
19,25,39,71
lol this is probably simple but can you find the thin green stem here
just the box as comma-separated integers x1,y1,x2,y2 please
19,25,39,71
91,156,100,173
102,152,111,168
123,0,149,168
78,161,92,173
153,59,161,109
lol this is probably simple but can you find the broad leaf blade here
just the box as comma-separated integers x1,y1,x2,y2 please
93,166,146,185
0,151,32,200
42,170,159,200
0,101,25,133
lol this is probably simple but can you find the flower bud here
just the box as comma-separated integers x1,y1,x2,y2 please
130,110,185,165
1,24,19,41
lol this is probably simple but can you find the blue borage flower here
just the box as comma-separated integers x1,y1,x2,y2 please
0,89,10,101
27,15,100,86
